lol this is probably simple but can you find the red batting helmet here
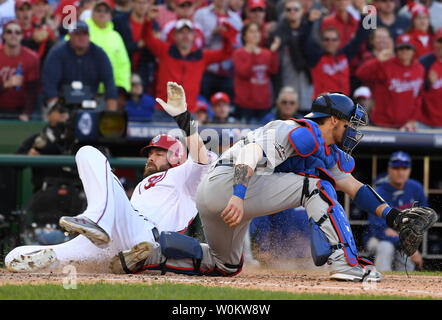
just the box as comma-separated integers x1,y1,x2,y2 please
140,134,187,167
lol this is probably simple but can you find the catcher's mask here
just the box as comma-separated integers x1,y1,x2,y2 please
140,134,187,167
304,92,368,159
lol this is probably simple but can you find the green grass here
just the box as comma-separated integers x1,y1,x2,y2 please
0,282,431,300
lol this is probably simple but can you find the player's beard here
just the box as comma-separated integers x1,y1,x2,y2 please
143,162,170,178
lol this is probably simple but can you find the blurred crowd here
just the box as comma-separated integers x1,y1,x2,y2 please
0,0,442,129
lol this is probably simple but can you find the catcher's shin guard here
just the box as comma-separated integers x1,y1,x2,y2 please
309,180,359,266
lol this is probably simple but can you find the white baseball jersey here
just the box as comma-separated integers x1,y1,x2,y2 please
130,151,218,233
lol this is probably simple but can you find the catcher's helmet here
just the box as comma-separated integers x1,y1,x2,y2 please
140,134,187,167
305,92,368,158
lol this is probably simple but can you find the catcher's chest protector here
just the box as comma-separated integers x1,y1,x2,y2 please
275,119,355,185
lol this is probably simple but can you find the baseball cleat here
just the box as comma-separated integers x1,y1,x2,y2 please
329,264,383,282
328,250,382,282
59,216,110,246
110,241,152,274
7,249,57,273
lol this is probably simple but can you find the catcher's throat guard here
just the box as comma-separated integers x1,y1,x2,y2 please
341,104,368,160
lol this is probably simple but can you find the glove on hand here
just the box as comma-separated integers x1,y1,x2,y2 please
392,206,438,256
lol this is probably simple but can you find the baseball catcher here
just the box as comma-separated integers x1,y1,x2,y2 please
110,89,438,282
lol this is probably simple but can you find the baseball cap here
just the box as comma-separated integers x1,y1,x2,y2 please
15,0,32,9
353,86,371,100
210,92,230,105
247,0,266,9
175,19,193,31
195,100,208,112
67,20,89,34
388,151,412,168
396,34,415,50
411,4,429,20
94,0,112,10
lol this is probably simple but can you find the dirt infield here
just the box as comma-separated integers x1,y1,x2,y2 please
1,262,441,299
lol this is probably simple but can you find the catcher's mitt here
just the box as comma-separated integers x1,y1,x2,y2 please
393,206,438,256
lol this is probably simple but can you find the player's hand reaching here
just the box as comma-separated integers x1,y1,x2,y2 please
221,196,244,227
156,81,187,117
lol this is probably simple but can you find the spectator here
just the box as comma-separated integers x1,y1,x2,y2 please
41,21,118,111
273,0,314,113
404,4,434,59
32,0,57,32
353,86,373,118
161,0,205,49
361,26,394,63
233,22,280,123
0,0,16,35
303,8,370,98
142,18,234,120
321,0,359,49
0,20,40,121
113,0,158,92
373,0,411,41
261,86,301,124
209,91,236,123
243,0,275,48
79,0,97,21
15,0,56,64
85,0,131,92
364,151,425,272
418,28,442,129
356,34,425,131
126,72,155,121
193,0,243,101
194,99,209,124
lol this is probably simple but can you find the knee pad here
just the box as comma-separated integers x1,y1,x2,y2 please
204,255,244,277
309,180,359,266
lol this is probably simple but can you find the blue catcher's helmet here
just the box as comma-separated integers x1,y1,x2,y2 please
304,92,368,157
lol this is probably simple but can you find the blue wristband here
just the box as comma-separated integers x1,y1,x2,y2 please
381,206,392,219
233,184,247,200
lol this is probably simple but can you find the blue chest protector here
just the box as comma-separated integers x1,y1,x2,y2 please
274,119,365,267
274,119,355,187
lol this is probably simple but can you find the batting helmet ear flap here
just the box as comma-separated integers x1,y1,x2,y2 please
140,134,187,167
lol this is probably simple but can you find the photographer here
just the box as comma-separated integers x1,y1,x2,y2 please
16,103,76,193
41,21,118,114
